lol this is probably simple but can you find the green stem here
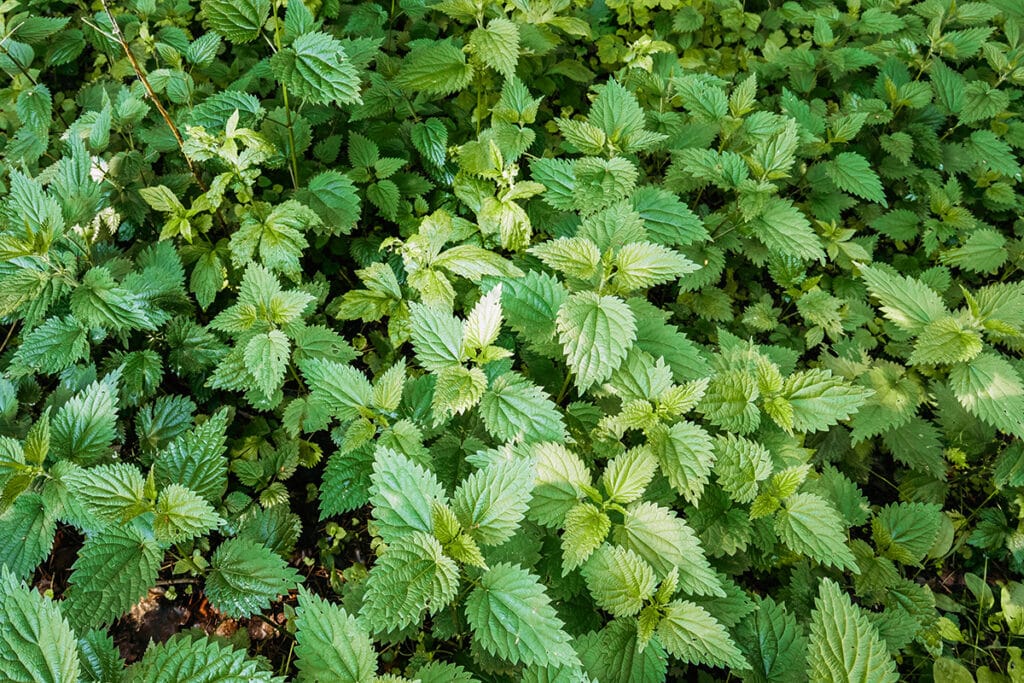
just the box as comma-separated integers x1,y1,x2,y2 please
271,1,300,190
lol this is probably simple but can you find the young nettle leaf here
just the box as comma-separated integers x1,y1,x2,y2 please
807,580,899,683
126,633,284,682
466,563,579,668
557,291,637,392
294,588,377,683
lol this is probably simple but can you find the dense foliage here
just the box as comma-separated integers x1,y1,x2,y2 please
1,0,1024,679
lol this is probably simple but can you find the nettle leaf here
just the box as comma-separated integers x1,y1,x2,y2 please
872,502,943,566
649,422,715,506
63,526,162,630
657,600,748,671
578,619,667,683
409,302,463,372
153,484,221,544
469,18,519,77
201,0,270,43
453,457,533,546
613,501,723,596
271,32,362,106
361,531,459,632
734,596,808,682
479,373,566,443
0,567,80,683
397,40,474,96
582,544,657,617
557,292,637,392
52,379,118,465
153,408,230,504
302,359,373,422
858,263,947,334
807,579,899,683
775,493,857,573
369,448,447,542
778,369,871,433
295,587,376,683
125,633,283,683
561,503,611,572
612,242,699,292
948,352,1024,438
529,443,590,527
466,563,579,668
825,152,887,206
205,538,302,618
0,493,56,580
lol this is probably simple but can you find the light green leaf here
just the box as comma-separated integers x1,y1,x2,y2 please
657,599,748,671
52,380,118,465
0,567,80,683
649,422,715,506
396,40,474,97
479,373,566,444
858,263,947,334
807,579,899,683
409,302,464,372
125,633,282,682
557,292,636,392
153,484,221,544
302,359,373,422
201,0,270,43
369,448,447,542
779,369,872,433
453,457,533,546
244,330,291,398
466,563,579,668
613,242,698,292
948,352,1024,438
561,503,611,573
361,531,459,631
775,493,857,572
469,18,519,77
582,543,657,617
295,587,376,683
872,502,943,566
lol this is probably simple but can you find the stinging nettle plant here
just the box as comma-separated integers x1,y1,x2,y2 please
0,0,1024,680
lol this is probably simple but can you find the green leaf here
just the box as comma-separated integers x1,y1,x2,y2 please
201,0,270,43
396,40,474,97
408,302,464,372
858,263,947,334
775,493,857,572
270,32,362,106
557,292,636,392
52,379,118,465
748,198,824,262
657,599,748,671
62,526,162,630
0,567,80,683
479,373,566,444
294,587,376,683
153,484,221,544
432,365,487,419
948,352,1024,438
369,448,446,543
153,409,230,504
205,538,302,618
582,544,657,617
872,502,943,566
361,531,459,631
908,316,984,366
825,152,887,206
601,446,658,504
578,619,667,683
298,171,361,235
469,18,519,77
561,503,611,573
465,563,579,668
302,359,373,422
613,242,698,293
649,422,715,506
11,316,88,374
530,237,601,282
125,633,283,683
63,463,146,525
529,443,590,527
807,579,899,683
453,457,533,546
735,596,808,683
632,186,708,247
613,501,723,596
0,493,56,580
779,369,872,433
244,330,290,399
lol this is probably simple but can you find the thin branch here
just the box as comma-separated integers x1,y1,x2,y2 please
98,0,208,193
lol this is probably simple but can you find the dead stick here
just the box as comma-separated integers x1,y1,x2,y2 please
99,0,208,193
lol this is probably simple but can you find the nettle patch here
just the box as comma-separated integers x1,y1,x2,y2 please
1,0,1023,680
